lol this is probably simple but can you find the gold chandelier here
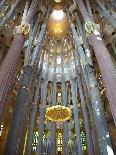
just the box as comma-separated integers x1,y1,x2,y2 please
46,105,72,122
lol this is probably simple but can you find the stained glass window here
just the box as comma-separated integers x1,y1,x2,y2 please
0,123,3,136
57,132,62,152
32,131,46,151
81,131,87,151
32,131,38,151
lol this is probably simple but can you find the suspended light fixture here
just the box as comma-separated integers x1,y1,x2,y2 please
46,105,72,122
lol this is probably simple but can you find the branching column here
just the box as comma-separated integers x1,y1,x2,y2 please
50,40,57,155
24,13,41,65
96,0,116,27
70,79,83,155
67,49,83,155
61,42,69,155
26,52,44,155
36,41,51,155
36,79,48,154
4,10,50,155
76,71,95,155
0,0,38,122
0,0,24,28
4,65,34,155
67,10,114,155
75,0,116,125
0,0,6,8
79,65,101,155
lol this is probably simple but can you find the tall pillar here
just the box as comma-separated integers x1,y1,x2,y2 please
66,48,82,155
79,66,101,155
70,79,83,155
96,0,116,27
61,42,69,155
0,0,22,28
66,10,114,155
36,39,51,155
70,14,95,154
110,0,116,8
0,0,38,122
4,10,50,154
75,0,116,125
76,72,95,155
50,40,57,155
0,0,6,8
4,65,34,155
24,13,41,65
36,80,48,155
26,52,44,155
48,83,52,106
72,15,101,154
84,0,94,21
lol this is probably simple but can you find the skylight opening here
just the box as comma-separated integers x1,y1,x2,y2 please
52,10,64,20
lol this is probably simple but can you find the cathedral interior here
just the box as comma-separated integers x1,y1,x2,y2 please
0,0,116,155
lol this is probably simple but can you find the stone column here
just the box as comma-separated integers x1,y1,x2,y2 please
61,44,69,155
84,0,94,21
4,9,50,154
4,65,34,155
66,10,114,155
26,52,44,155
50,40,57,155
31,7,50,66
76,72,95,155
50,83,57,155
36,80,48,155
79,64,101,155
96,0,116,27
0,0,6,8
66,48,82,155
36,39,51,155
110,0,116,8
72,15,101,154
75,0,116,125
70,13,95,154
48,83,52,106
0,0,38,122
0,0,21,28
24,13,41,65
70,79,83,155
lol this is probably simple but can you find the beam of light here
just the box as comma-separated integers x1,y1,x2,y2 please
55,0,61,3
52,10,64,20
107,145,114,155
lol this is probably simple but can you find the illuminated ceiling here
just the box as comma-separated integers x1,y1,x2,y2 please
48,5,69,37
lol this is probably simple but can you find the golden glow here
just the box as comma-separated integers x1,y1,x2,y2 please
51,10,64,35
21,22,30,35
54,24,63,34
58,93,61,97
48,5,69,37
57,56,61,64
46,105,72,122
57,132,62,152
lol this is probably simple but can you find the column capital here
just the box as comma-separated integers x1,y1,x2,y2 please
85,21,94,34
13,22,30,36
